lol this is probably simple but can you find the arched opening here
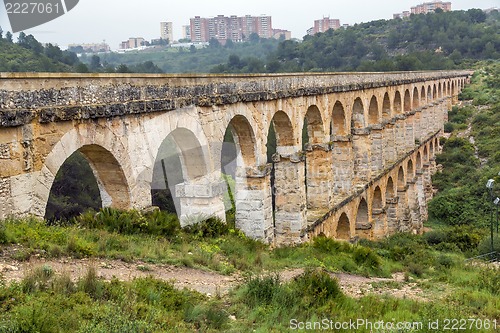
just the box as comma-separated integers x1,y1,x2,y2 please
430,140,434,156
45,150,102,222
372,186,384,236
304,105,325,209
420,86,426,105
303,105,324,146
433,85,437,100
270,111,295,148
407,159,414,180
368,96,379,125
412,87,419,109
427,86,432,100
151,128,208,215
221,115,257,216
373,186,383,210
351,97,365,129
336,212,350,240
331,101,347,136
394,91,402,114
447,81,451,96
382,93,391,120
397,166,405,190
423,145,429,162
386,177,395,199
451,82,455,96
356,198,370,237
416,152,422,170
267,110,295,225
45,144,130,221
404,89,411,112
438,83,442,98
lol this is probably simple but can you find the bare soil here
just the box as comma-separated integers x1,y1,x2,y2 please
0,247,428,301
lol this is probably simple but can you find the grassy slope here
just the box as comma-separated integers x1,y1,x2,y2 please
1,212,500,331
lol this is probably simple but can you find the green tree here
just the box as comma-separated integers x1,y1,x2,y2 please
209,38,221,48
116,64,131,73
90,55,101,71
75,63,89,73
249,33,260,44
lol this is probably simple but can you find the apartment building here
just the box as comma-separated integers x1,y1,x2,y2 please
307,16,341,36
160,22,173,42
411,1,452,14
120,37,145,49
189,14,273,43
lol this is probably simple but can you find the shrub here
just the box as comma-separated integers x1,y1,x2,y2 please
478,268,500,295
447,227,482,252
353,246,382,270
434,242,461,253
477,234,500,256
443,122,454,133
292,269,343,306
67,236,96,257
142,209,180,237
243,273,283,307
21,264,54,293
436,254,456,269
184,302,229,330
407,262,424,277
424,230,447,245
183,216,229,239
313,235,349,253
79,266,105,300
75,208,181,238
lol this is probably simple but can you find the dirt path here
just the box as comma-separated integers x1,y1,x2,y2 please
0,255,428,301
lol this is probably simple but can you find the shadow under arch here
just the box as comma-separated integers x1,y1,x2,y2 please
45,144,130,220
151,127,210,215
356,198,370,239
331,101,347,136
336,212,350,240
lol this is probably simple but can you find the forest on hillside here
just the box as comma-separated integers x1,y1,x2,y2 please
0,31,163,73
212,9,500,73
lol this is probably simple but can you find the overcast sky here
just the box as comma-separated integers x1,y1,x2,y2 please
1,0,498,50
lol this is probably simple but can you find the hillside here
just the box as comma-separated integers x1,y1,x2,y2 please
0,34,77,72
213,9,500,73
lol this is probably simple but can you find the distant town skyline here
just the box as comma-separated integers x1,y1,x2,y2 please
0,0,498,50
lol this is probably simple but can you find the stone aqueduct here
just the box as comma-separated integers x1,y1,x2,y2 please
0,71,471,245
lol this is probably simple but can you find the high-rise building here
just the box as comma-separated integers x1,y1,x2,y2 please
411,1,452,14
307,16,341,36
160,22,173,43
182,25,191,40
188,14,274,43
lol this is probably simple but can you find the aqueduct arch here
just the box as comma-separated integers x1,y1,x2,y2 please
37,126,133,218
331,101,347,136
